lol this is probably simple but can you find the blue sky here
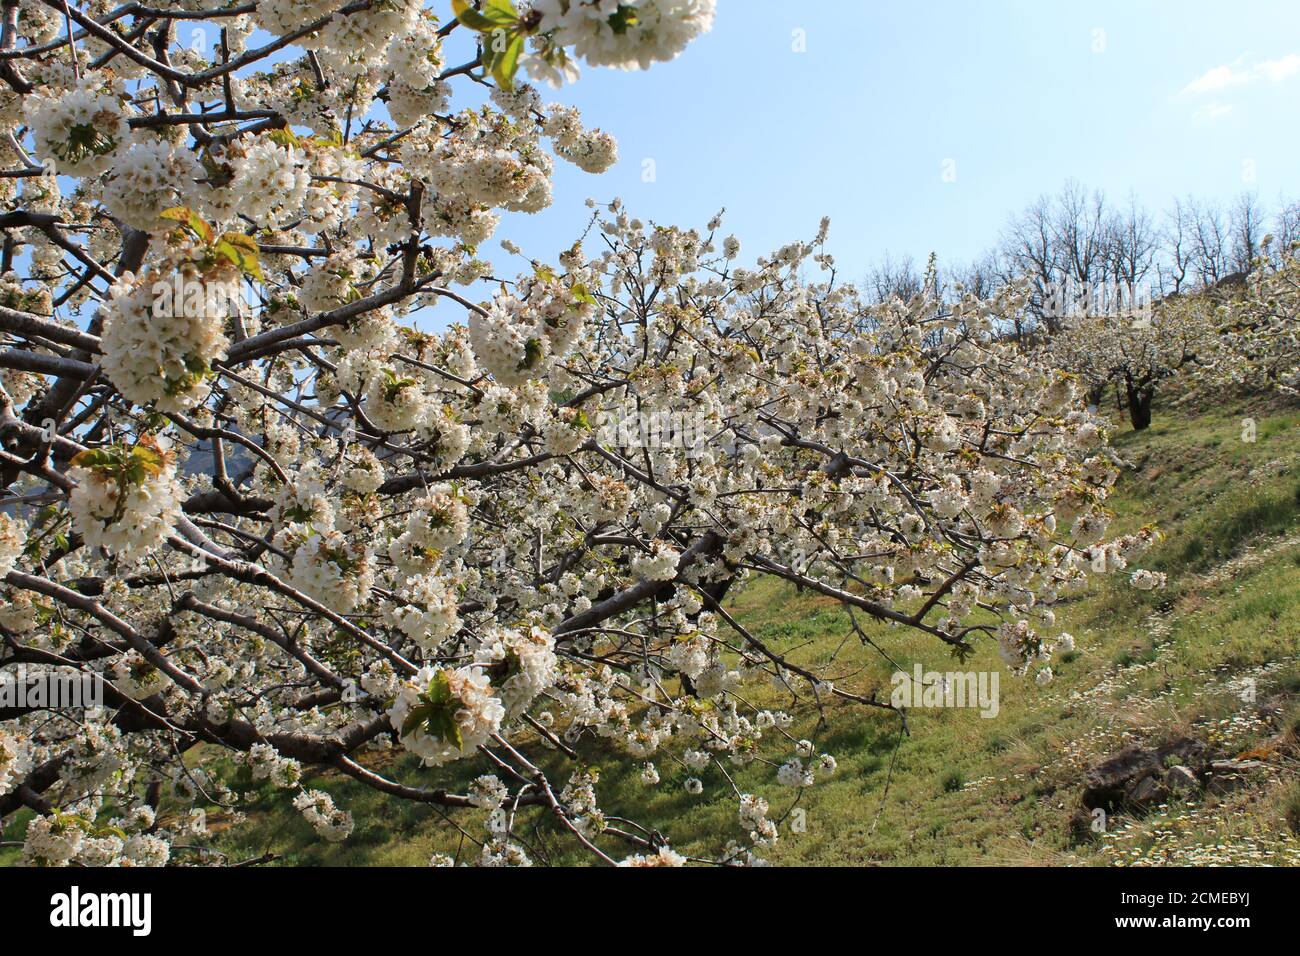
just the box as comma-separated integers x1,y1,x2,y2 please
486,0,1300,278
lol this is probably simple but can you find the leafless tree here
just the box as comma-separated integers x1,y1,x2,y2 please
864,251,922,303
1052,180,1110,288
1187,197,1230,287
1001,194,1058,330
1228,192,1264,275
1158,198,1196,296
1105,192,1158,306
1275,197,1300,252
949,249,1003,302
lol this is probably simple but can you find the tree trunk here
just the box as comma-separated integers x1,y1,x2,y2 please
1126,382,1153,430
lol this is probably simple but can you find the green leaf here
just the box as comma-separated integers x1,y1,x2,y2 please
70,448,118,471
427,710,463,750
490,32,526,91
400,703,435,739
483,0,520,19
381,367,419,401
455,0,525,88
305,129,345,148
452,0,518,31
266,127,301,149
215,233,264,281
607,5,640,35
159,207,213,244
399,671,464,749
518,336,544,371
423,670,455,707
130,442,166,476
122,443,166,486
72,438,167,486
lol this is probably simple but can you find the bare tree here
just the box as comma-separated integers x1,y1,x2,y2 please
864,251,922,303
1275,197,1300,253
1159,197,1196,296
1052,180,1110,288
1106,192,1158,305
1001,194,1058,330
1187,197,1230,287
1228,192,1264,275
949,249,1004,302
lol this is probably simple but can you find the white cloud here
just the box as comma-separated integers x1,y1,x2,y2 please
1181,53,1300,96
1255,53,1300,83
1182,65,1246,95
1192,101,1234,123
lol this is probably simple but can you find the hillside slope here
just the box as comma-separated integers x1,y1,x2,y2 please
6,399,1297,866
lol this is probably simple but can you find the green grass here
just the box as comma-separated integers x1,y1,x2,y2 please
5,398,1299,867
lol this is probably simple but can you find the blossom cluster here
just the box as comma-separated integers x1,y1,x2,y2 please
66,441,182,564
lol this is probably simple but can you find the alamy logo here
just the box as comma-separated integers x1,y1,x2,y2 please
596,402,707,456
890,664,1000,718
0,666,103,714
49,886,152,937
1042,279,1153,323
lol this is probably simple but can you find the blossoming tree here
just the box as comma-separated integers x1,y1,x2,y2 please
1039,247,1299,431
1209,244,1300,395
1042,304,1210,431
0,1,1161,866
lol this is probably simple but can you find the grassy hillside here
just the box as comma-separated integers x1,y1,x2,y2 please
6,398,1298,866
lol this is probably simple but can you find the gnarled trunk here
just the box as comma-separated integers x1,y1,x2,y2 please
1125,379,1154,430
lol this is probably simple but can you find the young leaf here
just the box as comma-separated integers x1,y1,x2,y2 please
266,127,301,149
129,442,166,478
160,207,213,245
491,32,526,91
400,704,435,740
216,233,264,281
399,671,465,748
452,0,518,31
70,448,117,470
519,336,544,370
483,0,520,20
